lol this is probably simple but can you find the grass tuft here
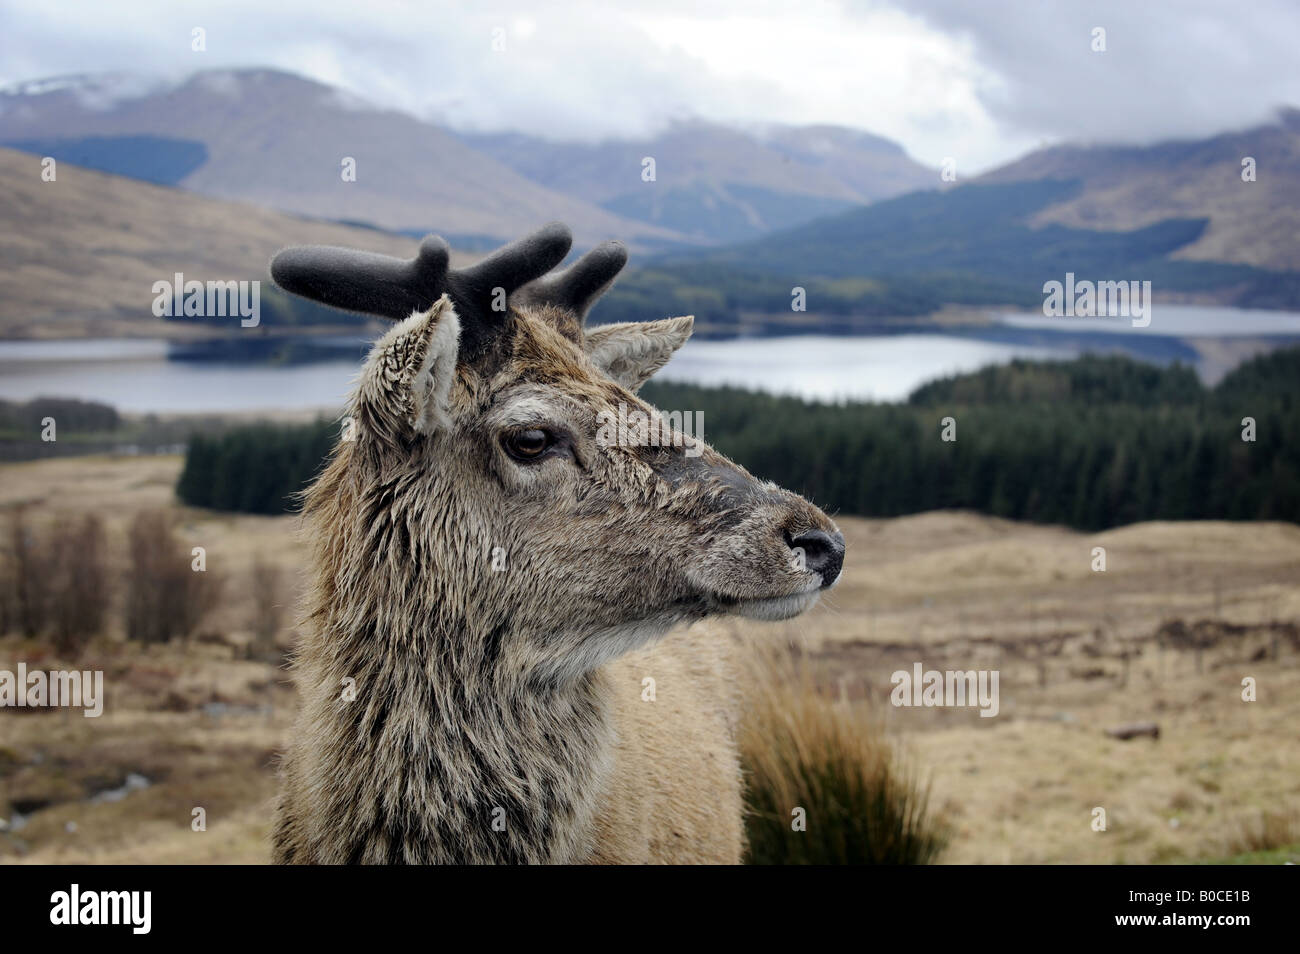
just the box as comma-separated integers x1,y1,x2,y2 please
740,650,948,865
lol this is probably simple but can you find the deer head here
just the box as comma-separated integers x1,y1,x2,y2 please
271,224,844,686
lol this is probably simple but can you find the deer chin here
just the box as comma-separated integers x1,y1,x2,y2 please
706,586,822,621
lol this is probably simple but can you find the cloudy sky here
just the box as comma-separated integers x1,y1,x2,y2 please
2,0,1297,172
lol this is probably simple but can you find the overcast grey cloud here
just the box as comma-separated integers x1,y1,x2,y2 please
895,0,1300,145
0,0,1295,173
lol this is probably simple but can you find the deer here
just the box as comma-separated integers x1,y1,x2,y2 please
267,223,845,864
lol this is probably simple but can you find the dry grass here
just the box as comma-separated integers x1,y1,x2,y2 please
1224,809,1300,856
0,633,288,864
1,454,1298,864
739,647,947,864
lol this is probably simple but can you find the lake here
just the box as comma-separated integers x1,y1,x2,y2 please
998,304,1300,336
1,305,1297,412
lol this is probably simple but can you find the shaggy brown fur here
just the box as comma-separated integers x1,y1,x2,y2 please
273,294,841,864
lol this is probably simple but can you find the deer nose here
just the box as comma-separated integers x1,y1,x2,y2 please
787,529,845,588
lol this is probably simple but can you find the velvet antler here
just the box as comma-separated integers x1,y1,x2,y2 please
512,239,628,322
269,223,628,358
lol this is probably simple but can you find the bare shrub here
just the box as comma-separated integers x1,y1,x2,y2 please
124,510,222,644
0,517,12,635
47,514,111,658
740,648,948,865
5,508,52,636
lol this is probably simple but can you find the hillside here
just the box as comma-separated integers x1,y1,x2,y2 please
592,179,1299,329
655,178,1240,286
460,120,935,242
0,70,680,248
7,69,1300,335
0,69,938,249
978,108,1300,272
588,110,1300,323
0,146,456,337
596,168,1300,326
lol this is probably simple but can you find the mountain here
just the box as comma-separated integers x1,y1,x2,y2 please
0,69,935,249
460,120,936,243
592,177,1299,329
977,108,1300,272
586,113,1300,329
0,145,450,337
0,70,681,249
655,178,1227,285
8,67,1296,341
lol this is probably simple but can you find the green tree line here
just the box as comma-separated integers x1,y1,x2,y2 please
177,348,1300,530
177,421,337,515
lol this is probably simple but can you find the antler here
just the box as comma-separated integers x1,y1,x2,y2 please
512,239,628,322
269,223,628,358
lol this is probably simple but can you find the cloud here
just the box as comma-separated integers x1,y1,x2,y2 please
893,0,1300,146
0,0,1294,173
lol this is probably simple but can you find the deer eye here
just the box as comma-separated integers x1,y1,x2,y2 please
503,428,553,462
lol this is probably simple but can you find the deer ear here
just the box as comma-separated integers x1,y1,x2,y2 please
585,316,693,392
358,295,461,437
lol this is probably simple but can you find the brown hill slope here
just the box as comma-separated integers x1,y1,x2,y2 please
979,109,1300,271
0,70,682,248
0,146,462,338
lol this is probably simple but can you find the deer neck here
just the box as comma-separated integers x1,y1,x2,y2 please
296,601,615,864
